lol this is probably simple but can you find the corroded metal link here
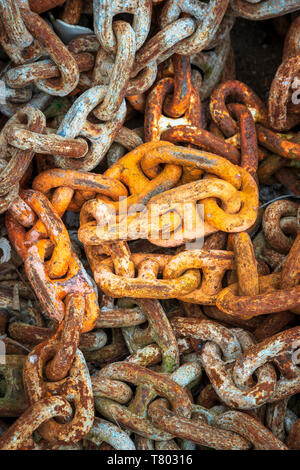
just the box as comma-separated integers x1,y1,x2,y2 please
202,304,261,333
0,338,131,407
8,321,107,353
61,0,83,24
24,242,99,330
140,143,259,232
91,250,234,302
0,65,32,104
4,124,89,159
123,298,180,373
161,125,241,164
44,294,84,381
80,194,135,279
140,141,250,188
111,127,144,162
9,190,72,277
216,272,300,319
127,61,158,96
262,200,299,254
6,191,99,330
23,346,94,444
68,34,100,55
265,398,288,442
232,327,300,404
79,142,258,247
253,311,295,342
85,417,136,450
0,106,45,213
163,54,193,118
4,195,35,227
269,15,300,131
94,255,201,300
5,52,94,90
91,375,133,404
32,168,128,204
121,299,180,437
0,0,33,49
230,0,300,20
144,77,202,142
163,250,234,303
204,10,235,51
147,399,251,449
160,0,230,55
256,124,300,160
0,396,72,450
79,179,235,244
19,6,80,96
66,33,157,97
202,327,278,409
29,0,66,13
215,410,288,450
96,362,193,413
93,0,151,53
132,17,196,76
227,232,259,297
92,21,136,121
80,141,181,212
54,86,126,170
84,328,128,365
210,80,268,137
227,103,259,177
281,230,300,289
0,10,43,66
170,316,242,361
97,296,146,328
94,363,208,442
94,400,171,441
96,242,135,278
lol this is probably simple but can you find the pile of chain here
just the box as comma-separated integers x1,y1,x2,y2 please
0,0,300,451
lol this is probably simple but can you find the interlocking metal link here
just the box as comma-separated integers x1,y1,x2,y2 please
6,190,100,331
92,23,135,121
0,106,45,213
93,0,151,53
230,0,300,20
29,0,66,13
269,15,300,131
53,86,127,170
19,4,80,96
159,0,230,55
0,0,33,49
23,346,94,444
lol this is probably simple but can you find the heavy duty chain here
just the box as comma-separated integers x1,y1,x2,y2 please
0,0,300,452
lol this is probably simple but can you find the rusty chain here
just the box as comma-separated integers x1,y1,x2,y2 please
0,0,299,452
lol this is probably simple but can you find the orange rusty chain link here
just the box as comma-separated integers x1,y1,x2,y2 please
269,15,300,131
2,2,80,95
77,141,258,250
5,189,100,332
1,0,300,452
